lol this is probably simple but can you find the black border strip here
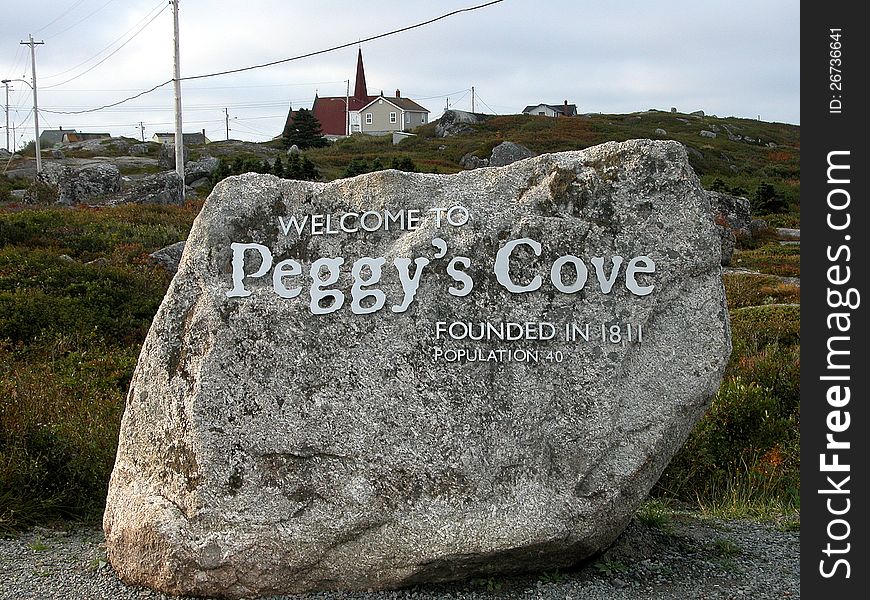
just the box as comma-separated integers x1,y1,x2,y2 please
801,3,869,596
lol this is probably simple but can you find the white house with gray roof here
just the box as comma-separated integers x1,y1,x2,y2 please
357,91,429,135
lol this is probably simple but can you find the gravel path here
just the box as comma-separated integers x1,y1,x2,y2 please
0,514,798,600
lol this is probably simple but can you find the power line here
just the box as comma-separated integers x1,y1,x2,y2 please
42,0,167,81
33,0,88,35
41,0,505,115
42,3,170,89
44,0,120,41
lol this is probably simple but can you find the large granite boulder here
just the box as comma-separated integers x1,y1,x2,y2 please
112,171,184,205
104,139,730,598
434,109,488,138
37,162,121,205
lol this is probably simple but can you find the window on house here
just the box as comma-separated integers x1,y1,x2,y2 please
421,115,426,123
390,112,397,124
365,113,373,125
405,113,410,123
538,111,545,116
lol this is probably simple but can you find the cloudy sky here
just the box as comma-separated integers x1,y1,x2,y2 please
1,0,799,147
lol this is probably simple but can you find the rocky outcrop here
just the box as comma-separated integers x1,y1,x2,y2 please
184,156,219,185
104,139,730,598
157,143,189,170
111,171,184,206
37,162,121,205
434,109,488,138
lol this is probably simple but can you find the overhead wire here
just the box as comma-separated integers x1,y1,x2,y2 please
41,0,505,115
42,0,167,81
44,0,121,41
42,2,170,89
32,0,88,35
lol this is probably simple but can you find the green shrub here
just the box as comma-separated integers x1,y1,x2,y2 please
0,248,169,345
729,305,800,356
723,273,800,308
0,338,136,532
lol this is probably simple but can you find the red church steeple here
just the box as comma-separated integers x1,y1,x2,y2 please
353,48,368,101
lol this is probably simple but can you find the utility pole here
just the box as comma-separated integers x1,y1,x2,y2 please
471,86,475,113
138,121,145,141
21,35,44,174
224,108,229,140
1,80,10,152
171,0,184,183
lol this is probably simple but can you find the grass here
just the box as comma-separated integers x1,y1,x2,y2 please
731,243,800,277
657,303,800,519
723,273,800,308
635,498,675,532
0,202,200,533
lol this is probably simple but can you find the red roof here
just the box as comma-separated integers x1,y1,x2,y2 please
312,95,377,136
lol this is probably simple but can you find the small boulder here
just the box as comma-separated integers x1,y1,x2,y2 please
434,109,487,138
655,128,667,136
158,143,189,169
111,171,184,206
38,162,121,205
690,110,705,117
184,155,220,185
489,141,534,167
149,240,186,273
459,152,489,169
286,144,301,156
749,218,769,237
699,130,717,138
129,143,152,156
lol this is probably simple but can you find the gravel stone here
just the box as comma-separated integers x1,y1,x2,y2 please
0,516,799,599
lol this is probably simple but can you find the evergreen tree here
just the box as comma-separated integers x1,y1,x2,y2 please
286,153,301,179
370,157,384,172
282,108,327,149
752,182,787,214
390,157,417,172
342,158,369,178
300,156,319,180
273,155,285,178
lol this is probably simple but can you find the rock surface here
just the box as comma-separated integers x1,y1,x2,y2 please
158,143,189,169
149,240,187,273
489,141,535,167
707,190,751,265
459,152,489,169
104,139,730,598
434,109,488,138
185,155,220,185
110,170,184,205
37,162,121,205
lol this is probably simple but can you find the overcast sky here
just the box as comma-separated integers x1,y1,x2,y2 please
1,0,799,147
